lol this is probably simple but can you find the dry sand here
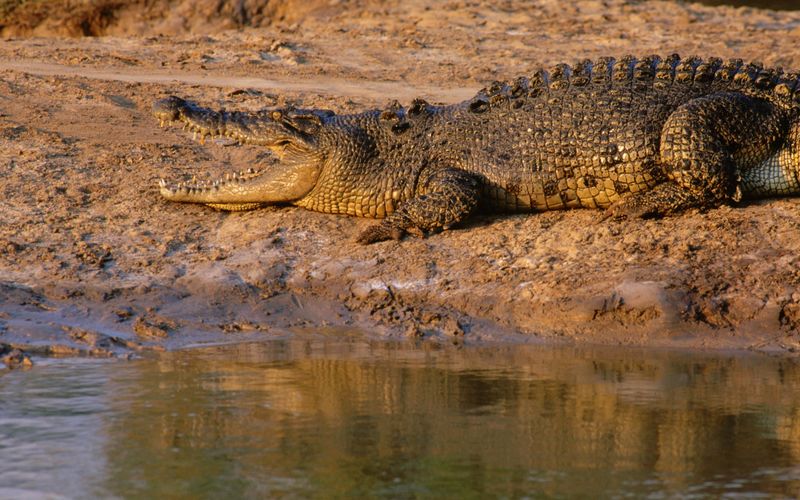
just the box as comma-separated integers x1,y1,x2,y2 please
2,0,800,365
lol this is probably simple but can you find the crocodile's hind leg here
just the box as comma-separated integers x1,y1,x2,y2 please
607,91,791,218
356,167,480,244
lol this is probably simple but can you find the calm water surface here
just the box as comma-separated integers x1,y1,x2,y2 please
1,339,800,498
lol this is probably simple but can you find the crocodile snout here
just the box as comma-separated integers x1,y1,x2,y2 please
152,96,187,122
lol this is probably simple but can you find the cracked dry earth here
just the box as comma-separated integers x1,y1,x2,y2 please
2,0,800,367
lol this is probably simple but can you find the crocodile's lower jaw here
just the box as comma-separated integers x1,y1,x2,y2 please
204,202,269,211
158,158,322,206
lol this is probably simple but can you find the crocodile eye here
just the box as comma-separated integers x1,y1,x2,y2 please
271,111,282,121
469,97,489,113
380,109,401,122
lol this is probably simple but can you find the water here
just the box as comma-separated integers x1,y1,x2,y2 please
1,339,800,498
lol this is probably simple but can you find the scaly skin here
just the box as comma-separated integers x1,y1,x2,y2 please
153,54,800,243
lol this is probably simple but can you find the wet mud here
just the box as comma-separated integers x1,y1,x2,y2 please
2,0,800,363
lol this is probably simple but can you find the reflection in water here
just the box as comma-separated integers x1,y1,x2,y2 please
1,340,800,498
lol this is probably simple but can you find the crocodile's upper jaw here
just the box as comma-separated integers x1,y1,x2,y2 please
152,96,320,148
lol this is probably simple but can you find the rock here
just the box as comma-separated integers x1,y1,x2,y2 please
1,346,33,369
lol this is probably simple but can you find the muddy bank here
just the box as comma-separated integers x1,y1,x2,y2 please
0,0,332,37
2,0,800,362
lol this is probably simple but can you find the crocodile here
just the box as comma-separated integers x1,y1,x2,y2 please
153,54,800,243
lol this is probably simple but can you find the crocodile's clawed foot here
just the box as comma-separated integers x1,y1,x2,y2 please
603,194,663,221
356,224,405,244
596,207,618,223
598,201,632,223
356,223,427,244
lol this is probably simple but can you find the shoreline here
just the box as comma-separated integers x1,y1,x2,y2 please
2,0,800,362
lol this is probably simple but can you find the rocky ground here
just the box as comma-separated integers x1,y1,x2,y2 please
2,0,800,366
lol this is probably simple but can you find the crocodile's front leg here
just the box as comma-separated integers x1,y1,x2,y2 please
608,91,791,217
356,167,480,244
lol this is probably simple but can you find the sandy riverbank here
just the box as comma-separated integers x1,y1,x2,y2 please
2,0,800,365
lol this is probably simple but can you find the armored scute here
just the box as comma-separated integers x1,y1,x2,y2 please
153,54,800,243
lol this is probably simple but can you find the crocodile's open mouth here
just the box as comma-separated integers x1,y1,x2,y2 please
153,96,325,209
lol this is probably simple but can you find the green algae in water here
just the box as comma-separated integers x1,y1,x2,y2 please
1,340,800,498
